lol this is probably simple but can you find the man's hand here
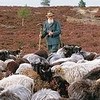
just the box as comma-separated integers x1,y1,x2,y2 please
48,31,53,36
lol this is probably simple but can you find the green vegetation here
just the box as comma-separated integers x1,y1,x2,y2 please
78,0,86,7
41,0,50,6
18,5,31,26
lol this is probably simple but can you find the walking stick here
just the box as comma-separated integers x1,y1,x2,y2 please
38,34,41,50
38,23,43,50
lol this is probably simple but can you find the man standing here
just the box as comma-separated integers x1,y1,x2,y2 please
40,11,61,53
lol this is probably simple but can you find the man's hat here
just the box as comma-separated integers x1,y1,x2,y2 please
46,12,54,17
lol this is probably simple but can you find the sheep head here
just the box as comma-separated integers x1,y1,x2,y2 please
55,67,65,75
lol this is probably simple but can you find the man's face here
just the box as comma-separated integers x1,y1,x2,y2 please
47,16,53,19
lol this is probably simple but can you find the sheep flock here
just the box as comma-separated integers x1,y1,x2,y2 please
0,44,100,100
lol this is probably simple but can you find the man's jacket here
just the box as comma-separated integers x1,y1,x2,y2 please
41,20,61,45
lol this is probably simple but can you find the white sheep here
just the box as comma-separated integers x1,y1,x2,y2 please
31,88,61,100
56,47,66,58
23,53,41,64
0,74,34,93
15,63,33,74
47,53,63,65
16,68,39,80
51,53,84,65
0,84,32,100
52,59,100,84
51,61,76,73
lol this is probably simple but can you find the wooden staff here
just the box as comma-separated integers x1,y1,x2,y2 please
38,23,43,50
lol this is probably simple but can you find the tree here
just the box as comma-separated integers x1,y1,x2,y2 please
78,0,86,7
41,0,50,7
18,5,31,26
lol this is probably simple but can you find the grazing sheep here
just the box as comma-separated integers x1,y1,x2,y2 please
22,53,43,64
16,67,39,80
24,54,53,82
0,84,32,100
8,49,21,57
63,44,82,58
56,47,66,58
15,58,30,65
68,79,93,100
33,76,50,93
34,49,48,59
49,76,70,98
25,59,52,82
3,59,14,70
16,64,50,93
51,61,76,73
23,54,52,81
0,49,21,61
0,50,9,61
80,50,97,61
83,67,100,80
5,61,19,77
91,79,100,100
47,53,63,65
52,59,100,83
0,75,34,93
31,88,61,100
23,53,48,65
50,53,84,65
60,61,76,68
15,63,33,74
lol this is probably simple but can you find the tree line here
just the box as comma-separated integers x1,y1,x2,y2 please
41,0,86,7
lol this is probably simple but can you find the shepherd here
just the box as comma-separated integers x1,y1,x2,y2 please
39,11,61,53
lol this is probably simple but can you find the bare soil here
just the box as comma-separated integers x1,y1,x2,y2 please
0,6,100,55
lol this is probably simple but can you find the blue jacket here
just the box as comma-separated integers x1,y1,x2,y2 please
42,20,61,45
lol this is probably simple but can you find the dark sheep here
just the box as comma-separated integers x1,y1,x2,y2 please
49,76,70,98
15,58,30,65
34,49,48,59
83,67,100,80
32,62,53,82
68,79,93,100
0,50,9,61
8,49,21,57
23,53,53,82
91,79,100,100
30,55,53,82
80,51,97,61
63,44,82,57
5,61,19,77
40,67,52,82
0,49,21,61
